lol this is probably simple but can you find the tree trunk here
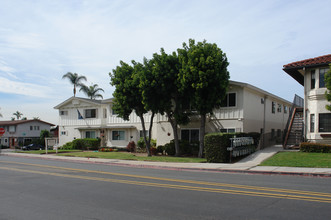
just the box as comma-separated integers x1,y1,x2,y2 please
139,114,151,157
167,111,180,157
198,114,206,158
148,112,155,147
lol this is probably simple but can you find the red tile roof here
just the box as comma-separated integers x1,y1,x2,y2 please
283,54,331,69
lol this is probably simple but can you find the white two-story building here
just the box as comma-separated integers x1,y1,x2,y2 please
54,80,292,148
283,54,331,143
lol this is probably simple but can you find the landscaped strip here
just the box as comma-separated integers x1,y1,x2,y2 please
260,152,331,168
57,152,207,163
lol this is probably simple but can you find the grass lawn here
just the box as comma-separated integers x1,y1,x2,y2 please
57,151,207,163
260,152,331,168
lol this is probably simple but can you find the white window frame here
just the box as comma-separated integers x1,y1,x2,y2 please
60,110,68,116
112,130,125,141
85,131,96,139
220,128,236,133
221,93,237,108
85,109,97,118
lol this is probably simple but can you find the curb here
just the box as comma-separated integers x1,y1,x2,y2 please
1,153,331,178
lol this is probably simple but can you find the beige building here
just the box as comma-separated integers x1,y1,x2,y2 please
54,80,292,148
283,54,331,143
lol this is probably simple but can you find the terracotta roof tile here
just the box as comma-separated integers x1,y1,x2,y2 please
283,54,331,69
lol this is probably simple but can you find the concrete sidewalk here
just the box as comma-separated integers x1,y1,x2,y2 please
1,145,331,177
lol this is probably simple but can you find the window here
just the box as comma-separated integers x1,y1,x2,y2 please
85,131,96,139
277,104,282,113
112,131,125,140
311,70,315,89
220,128,236,133
277,129,281,137
85,109,97,118
181,129,199,142
60,110,68,116
319,68,328,88
271,129,275,138
9,126,15,132
310,114,315,132
272,102,275,114
61,131,67,136
103,108,107,118
284,106,288,114
221,93,236,107
319,113,331,132
30,126,33,131
140,130,149,138
33,126,40,131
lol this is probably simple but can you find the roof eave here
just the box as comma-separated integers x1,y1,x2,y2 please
283,68,304,86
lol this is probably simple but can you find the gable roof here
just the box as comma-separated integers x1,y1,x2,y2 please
54,96,106,109
283,54,331,86
0,119,55,126
230,81,292,105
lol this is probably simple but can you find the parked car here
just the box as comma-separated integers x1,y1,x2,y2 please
22,144,44,151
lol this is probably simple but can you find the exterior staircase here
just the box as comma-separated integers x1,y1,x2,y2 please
283,107,304,149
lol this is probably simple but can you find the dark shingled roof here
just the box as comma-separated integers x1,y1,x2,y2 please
0,119,55,126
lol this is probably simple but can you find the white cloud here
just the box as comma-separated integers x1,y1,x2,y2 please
0,77,52,98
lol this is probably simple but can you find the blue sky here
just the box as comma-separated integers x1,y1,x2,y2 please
0,0,330,124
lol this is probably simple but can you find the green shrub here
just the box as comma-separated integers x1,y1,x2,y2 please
164,142,176,156
137,137,156,152
163,140,199,156
300,142,331,153
156,145,165,155
72,138,100,150
204,133,233,163
61,142,74,150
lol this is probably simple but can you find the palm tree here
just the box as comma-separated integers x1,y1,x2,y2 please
79,83,105,99
62,72,87,97
13,111,23,119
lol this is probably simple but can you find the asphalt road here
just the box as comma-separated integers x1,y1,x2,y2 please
0,156,330,220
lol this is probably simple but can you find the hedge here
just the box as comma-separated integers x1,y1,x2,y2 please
204,133,234,163
204,132,259,163
300,142,331,153
72,138,100,150
162,139,199,156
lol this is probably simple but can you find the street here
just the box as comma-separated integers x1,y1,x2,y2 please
0,155,330,220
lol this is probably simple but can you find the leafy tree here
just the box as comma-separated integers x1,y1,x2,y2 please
325,64,331,111
62,72,87,97
21,117,27,120
79,83,105,99
178,39,230,158
141,48,190,156
40,129,50,146
110,60,155,156
13,111,23,120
